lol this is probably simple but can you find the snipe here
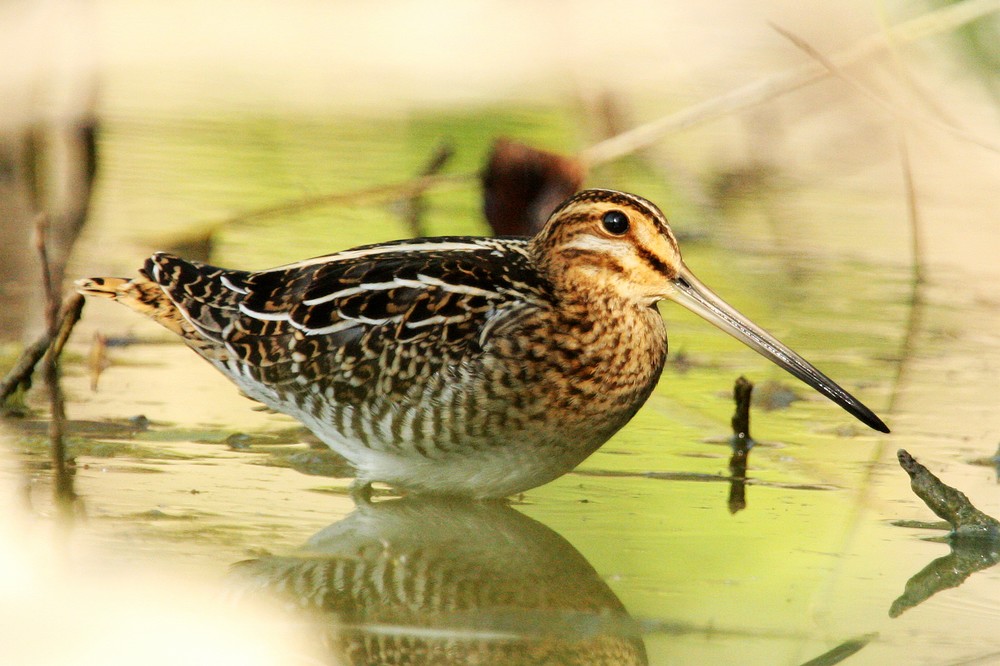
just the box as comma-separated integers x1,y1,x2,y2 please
77,189,888,498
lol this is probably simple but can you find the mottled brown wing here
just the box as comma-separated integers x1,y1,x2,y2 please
145,237,546,405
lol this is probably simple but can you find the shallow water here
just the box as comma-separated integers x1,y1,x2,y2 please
4,107,1000,666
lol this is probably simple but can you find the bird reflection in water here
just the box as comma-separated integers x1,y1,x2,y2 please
231,496,647,665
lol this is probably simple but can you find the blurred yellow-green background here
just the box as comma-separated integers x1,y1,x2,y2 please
2,2,1000,664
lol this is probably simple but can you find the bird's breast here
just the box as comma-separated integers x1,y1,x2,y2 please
481,299,668,436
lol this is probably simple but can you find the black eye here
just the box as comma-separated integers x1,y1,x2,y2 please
601,210,630,235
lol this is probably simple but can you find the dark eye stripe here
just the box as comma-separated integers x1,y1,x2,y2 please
634,244,676,279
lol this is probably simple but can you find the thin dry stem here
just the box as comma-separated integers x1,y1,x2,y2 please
198,2,1000,233
887,130,926,415
402,142,455,237
217,172,473,230
771,25,934,414
34,214,78,508
579,0,1000,165
897,130,925,288
770,22,1000,154
34,215,59,330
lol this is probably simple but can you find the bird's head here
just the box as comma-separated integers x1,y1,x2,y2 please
532,188,889,434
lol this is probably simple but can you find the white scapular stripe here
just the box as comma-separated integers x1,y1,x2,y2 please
405,314,468,329
295,318,361,336
220,275,248,294
238,303,291,321
415,274,498,297
302,278,425,306
302,272,499,309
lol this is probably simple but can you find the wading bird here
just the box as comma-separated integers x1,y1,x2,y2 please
78,189,888,498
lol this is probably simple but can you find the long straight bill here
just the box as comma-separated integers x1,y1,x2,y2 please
667,264,889,433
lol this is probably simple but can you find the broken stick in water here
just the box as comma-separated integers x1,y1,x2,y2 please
890,449,1000,616
0,297,85,414
728,376,754,514
897,449,1000,538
